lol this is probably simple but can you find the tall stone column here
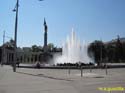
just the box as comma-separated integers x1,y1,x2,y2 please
43,18,48,53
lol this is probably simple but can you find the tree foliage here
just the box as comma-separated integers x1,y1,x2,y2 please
31,45,42,52
88,40,106,65
88,37,125,65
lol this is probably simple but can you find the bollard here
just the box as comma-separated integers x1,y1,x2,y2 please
68,66,70,75
81,66,83,77
105,65,108,75
90,66,92,73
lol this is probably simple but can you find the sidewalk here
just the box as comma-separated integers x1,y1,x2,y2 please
0,66,78,93
0,66,125,93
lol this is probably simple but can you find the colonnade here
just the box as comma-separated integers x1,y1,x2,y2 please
3,50,43,64
20,52,41,63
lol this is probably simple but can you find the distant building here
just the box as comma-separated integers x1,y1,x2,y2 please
0,19,63,65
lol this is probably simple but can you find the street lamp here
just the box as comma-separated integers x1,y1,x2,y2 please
12,0,44,72
13,0,19,72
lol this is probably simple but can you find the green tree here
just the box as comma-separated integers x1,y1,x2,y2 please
122,42,125,61
106,44,115,62
31,45,42,52
47,43,54,52
115,36,123,62
88,40,106,66
3,39,15,50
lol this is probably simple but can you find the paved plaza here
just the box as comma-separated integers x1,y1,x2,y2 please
0,66,125,93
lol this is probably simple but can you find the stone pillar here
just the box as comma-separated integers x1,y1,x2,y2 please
23,54,25,63
29,55,31,63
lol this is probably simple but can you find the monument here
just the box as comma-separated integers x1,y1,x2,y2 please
43,18,48,53
39,18,52,63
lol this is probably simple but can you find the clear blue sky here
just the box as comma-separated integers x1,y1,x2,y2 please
0,0,125,47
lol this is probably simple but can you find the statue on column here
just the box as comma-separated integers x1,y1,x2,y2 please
43,18,48,52
39,18,53,63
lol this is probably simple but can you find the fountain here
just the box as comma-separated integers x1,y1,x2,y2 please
55,28,92,64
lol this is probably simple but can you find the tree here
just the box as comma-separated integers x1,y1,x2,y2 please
106,44,115,62
31,45,42,52
88,40,106,66
47,43,54,52
115,36,123,62
3,39,15,50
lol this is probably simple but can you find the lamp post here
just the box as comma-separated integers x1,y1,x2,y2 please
100,39,102,66
13,0,19,72
12,0,44,72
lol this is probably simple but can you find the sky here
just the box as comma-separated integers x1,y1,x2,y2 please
0,0,125,47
